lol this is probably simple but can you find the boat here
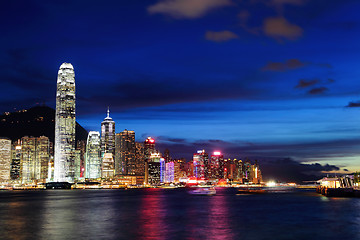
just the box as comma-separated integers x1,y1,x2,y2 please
237,187,266,194
188,186,216,195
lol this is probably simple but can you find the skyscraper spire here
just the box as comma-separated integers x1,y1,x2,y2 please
107,106,110,118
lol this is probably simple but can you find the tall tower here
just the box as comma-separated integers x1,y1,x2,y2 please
85,131,101,179
101,108,115,159
115,129,135,175
54,63,76,182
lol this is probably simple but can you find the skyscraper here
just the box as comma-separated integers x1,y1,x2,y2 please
101,108,115,159
144,137,155,184
193,150,208,179
135,142,145,176
54,63,76,182
0,138,11,183
10,141,21,180
21,136,50,183
209,151,224,180
85,131,101,179
115,129,135,175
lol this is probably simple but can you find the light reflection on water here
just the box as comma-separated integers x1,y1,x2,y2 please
0,189,359,240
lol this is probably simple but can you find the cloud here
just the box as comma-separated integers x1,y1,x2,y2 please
205,30,239,42
346,101,360,108
263,17,303,40
295,79,319,88
262,58,305,71
308,87,328,95
147,0,233,19
271,0,305,6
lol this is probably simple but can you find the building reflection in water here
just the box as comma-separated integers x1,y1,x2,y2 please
137,188,168,240
207,191,234,240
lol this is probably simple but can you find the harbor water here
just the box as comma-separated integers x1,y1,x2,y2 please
0,188,359,240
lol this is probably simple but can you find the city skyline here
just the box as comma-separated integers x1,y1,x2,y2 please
1,0,359,177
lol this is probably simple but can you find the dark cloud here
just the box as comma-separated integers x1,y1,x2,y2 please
147,0,233,19
205,30,239,42
262,59,306,71
346,101,360,107
308,87,328,95
295,79,319,88
263,17,303,40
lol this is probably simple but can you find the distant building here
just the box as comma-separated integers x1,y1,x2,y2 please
85,131,101,179
144,137,156,184
193,150,208,178
115,129,135,175
101,108,115,162
21,136,49,183
147,152,161,185
135,142,145,176
10,140,21,180
209,151,224,180
0,138,11,183
54,62,76,182
102,153,115,178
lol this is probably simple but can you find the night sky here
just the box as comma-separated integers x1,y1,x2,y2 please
1,0,359,180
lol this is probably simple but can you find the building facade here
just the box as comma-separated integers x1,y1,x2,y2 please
115,129,135,175
0,138,11,183
54,62,76,182
85,131,101,179
101,108,115,160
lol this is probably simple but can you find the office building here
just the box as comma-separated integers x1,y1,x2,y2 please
54,62,76,182
0,138,11,183
85,131,101,179
115,129,135,175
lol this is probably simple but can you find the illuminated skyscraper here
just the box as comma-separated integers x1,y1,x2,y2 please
85,131,101,179
148,152,161,185
115,129,135,175
10,141,21,180
0,138,11,183
193,150,208,178
54,62,76,182
144,137,155,184
101,108,115,159
135,142,145,176
21,136,49,183
210,151,224,180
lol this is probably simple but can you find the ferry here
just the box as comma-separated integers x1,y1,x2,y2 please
188,186,216,195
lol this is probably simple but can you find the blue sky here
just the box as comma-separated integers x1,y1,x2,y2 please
1,0,360,179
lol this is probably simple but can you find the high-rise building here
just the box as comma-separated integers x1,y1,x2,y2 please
193,150,208,179
209,151,224,180
85,131,101,179
115,129,135,175
54,62,76,182
101,108,115,159
144,137,155,184
10,140,22,180
36,136,50,181
102,153,115,178
21,136,50,183
147,152,161,185
76,140,86,178
0,138,11,183
135,142,145,176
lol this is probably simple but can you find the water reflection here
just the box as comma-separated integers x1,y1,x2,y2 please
208,191,234,240
137,188,167,240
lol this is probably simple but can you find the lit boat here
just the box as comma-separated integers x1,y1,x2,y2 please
188,187,216,195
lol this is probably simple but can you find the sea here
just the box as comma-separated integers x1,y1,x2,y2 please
0,188,359,240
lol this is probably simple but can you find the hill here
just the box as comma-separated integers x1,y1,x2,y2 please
0,106,88,143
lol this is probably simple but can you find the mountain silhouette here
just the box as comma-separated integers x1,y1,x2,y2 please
0,106,88,143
